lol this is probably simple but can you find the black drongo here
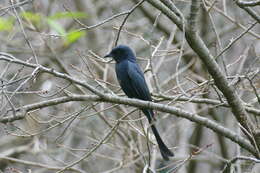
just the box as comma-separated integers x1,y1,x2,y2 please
105,45,174,160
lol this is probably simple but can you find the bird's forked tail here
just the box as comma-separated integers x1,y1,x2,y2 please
151,124,174,160
143,109,174,160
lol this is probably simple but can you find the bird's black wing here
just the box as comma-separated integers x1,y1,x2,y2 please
127,61,174,160
126,61,155,121
126,61,152,102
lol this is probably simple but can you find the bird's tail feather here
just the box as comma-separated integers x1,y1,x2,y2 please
151,124,174,160
142,109,174,160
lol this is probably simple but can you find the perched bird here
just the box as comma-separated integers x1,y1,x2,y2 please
105,45,174,160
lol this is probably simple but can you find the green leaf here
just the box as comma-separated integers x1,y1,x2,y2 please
0,17,14,31
64,30,86,45
47,19,66,35
21,11,41,24
49,12,87,20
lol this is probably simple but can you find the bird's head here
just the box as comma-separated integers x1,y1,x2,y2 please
104,45,136,63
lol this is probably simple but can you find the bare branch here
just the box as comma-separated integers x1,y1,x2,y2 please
188,0,201,33
146,0,259,151
0,156,85,173
114,0,145,46
0,94,257,157
222,156,260,173
235,0,260,23
237,0,260,6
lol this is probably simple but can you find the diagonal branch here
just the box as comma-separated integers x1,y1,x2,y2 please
236,4,260,23
236,0,260,6
114,0,146,46
146,0,259,153
0,53,105,97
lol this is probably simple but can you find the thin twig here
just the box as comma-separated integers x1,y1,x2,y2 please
114,0,146,46
222,156,260,173
215,22,257,60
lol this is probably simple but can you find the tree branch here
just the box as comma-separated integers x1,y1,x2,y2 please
236,0,260,6
222,156,260,173
0,94,258,157
0,156,85,173
152,94,260,116
146,0,259,152
188,0,201,32
114,0,145,46
0,53,105,97
235,0,260,23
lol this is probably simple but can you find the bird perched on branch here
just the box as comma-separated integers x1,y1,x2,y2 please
104,45,174,160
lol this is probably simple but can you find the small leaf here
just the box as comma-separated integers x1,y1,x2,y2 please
64,30,86,46
49,12,87,20
21,11,41,25
0,17,14,31
47,19,66,35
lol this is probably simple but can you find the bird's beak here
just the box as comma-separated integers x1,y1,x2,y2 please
104,53,111,58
